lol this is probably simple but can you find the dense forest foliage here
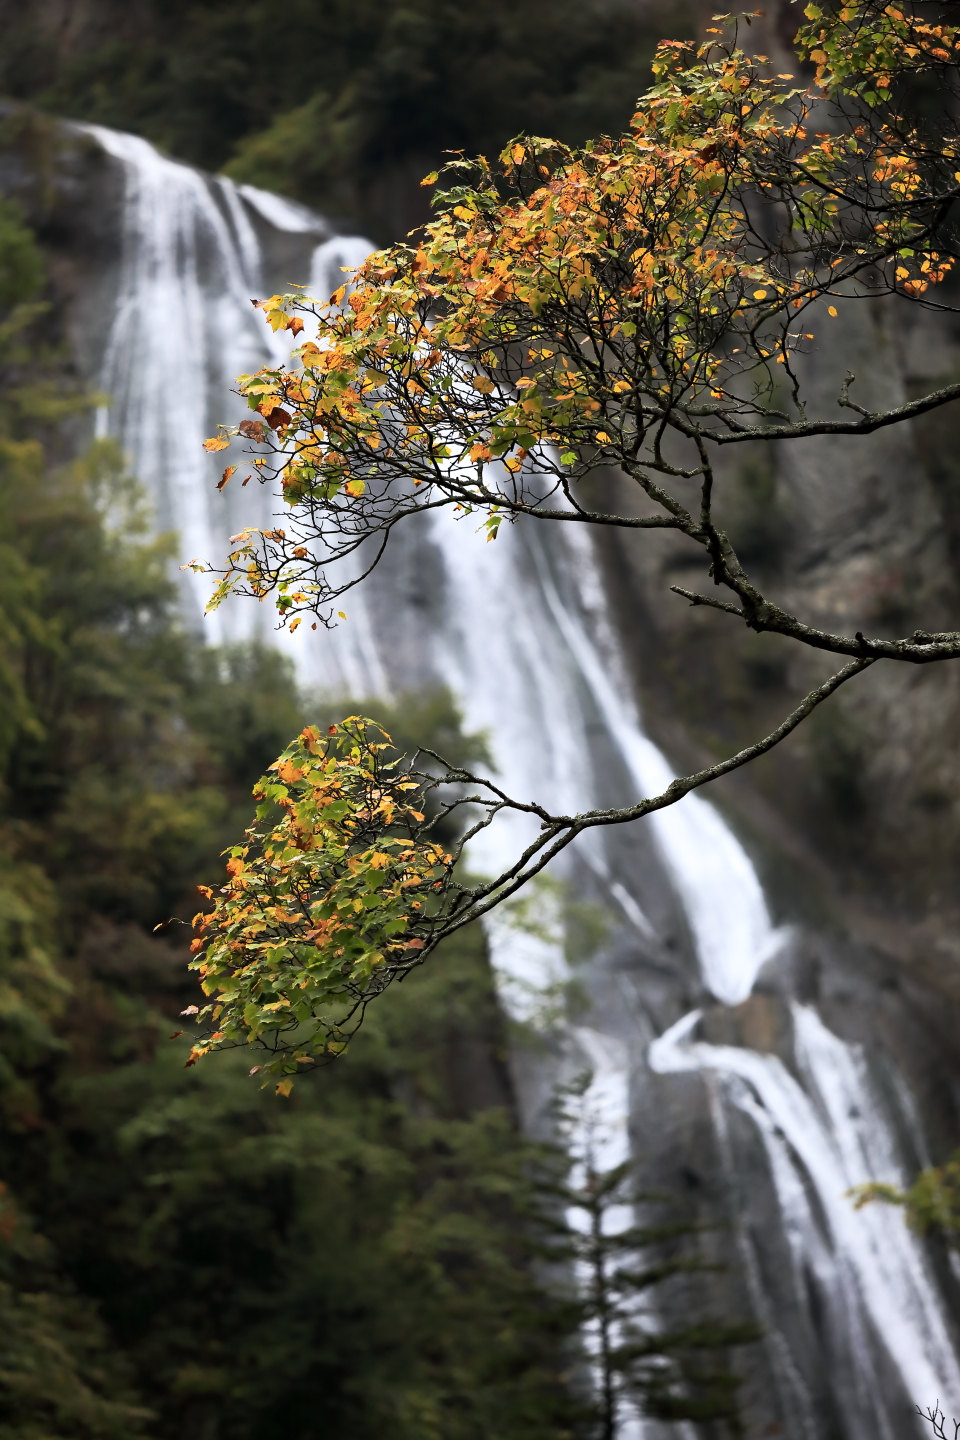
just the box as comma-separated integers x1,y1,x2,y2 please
0,0,693,239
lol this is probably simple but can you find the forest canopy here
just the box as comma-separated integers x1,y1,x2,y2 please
0,0,695,240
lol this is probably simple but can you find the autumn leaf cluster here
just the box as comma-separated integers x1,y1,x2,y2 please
197,2,960,624
187,718,455,1083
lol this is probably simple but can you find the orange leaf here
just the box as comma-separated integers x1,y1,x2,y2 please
286,316,304,336
218,465,237,491
203,436,229,452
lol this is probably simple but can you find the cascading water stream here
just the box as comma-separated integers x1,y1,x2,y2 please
83,121,960,1434
80,122,379,665
650,1007,960,1433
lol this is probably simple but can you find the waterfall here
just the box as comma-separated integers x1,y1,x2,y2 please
650,1007,960,1434
79,122,372,651
82,121,960,1436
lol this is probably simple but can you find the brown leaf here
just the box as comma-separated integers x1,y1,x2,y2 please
218,465,237,491
266,407,292,431
169,1031,184,1040
286,317,304,336
238,419,267,441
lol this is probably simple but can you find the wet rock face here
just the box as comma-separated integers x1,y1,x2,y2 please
6,108,960,1440
0,105,124,391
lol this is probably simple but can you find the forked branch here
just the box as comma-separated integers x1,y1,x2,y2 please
184,659,873,1083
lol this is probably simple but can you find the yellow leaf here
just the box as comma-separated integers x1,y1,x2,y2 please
828,305,838,316
471,376,495,394
344,479,365,497
276,1079,294,1097
203,436,230,452
753,289,767,300
512,144,525,164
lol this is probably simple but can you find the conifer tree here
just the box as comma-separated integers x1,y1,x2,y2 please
553,1077,758,1438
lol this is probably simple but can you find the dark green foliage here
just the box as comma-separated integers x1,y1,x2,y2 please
852,1152,960,1244
0,1197,150,1440
0,0,694,240
0,195,42,312
25,933,578,1440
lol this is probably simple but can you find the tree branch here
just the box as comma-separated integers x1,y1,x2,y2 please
700,379,960,445
434,656,875,940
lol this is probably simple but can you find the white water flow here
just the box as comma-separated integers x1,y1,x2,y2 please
84,122,960,1431
81,122,380,672
651,1007,960,1429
